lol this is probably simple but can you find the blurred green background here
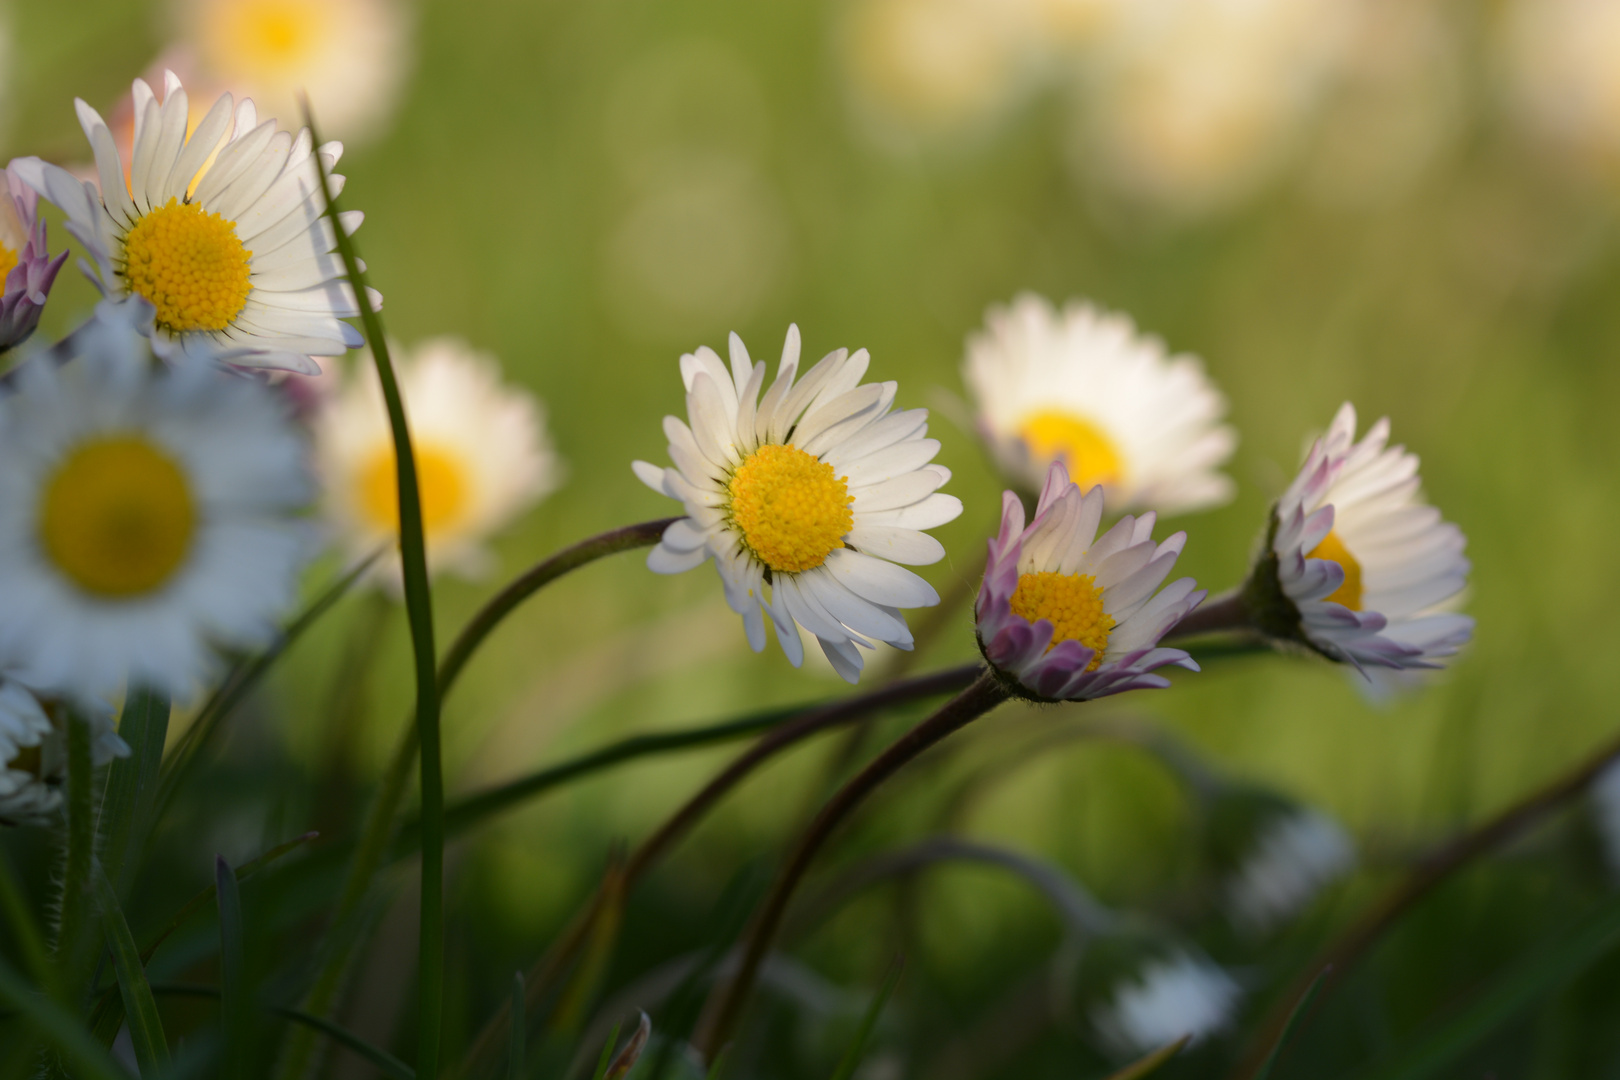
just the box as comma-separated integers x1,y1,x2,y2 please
8,0,1620,1075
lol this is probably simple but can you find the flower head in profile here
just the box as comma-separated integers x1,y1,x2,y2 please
1205,786,1356,935
0,164,70,353
13,70,376,374
175,0,413,146
964,294,1236,516
315,337,561,585
1245,403,1472,670
975,462,1204,702
0,678,126,828
635,326,962,683
0,316,315,701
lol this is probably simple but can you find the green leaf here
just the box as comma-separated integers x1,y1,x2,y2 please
0,953,130,1080
1253,966,1331,1080
1100,1036,1190,1080
1350,895,1620,1080
98,688,170,897
94,863,169,1071
829,957,904,1080
591,1021,624,1080
216,856,250,1070
509,971,526,1080
0,845,52,991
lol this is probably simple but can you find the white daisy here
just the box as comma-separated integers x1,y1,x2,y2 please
175,0,413,146
1251,402,1473,670
1091,950,1242,1057
1223,804,1356,935
964,294,1236,516
12,69,376,375
0,314,315,701
0,678,127,828
315,336,561,584
976,461,1205,701
634,326,962,684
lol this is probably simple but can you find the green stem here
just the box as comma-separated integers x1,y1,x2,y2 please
55,711,96,1003
695,669,1008,1061
307,105,443,1079
1160,586,1248,641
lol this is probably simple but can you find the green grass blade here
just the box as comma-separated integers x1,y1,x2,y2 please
508,971,526,1080
0,953,130,1080
97,688,170,897
305,101,444,1080
1100,1036,1190,1080
590,1021,624,1080
95,863,169,1071
57,712,98,994
216,856,250,1070
143,831,319,965
829,957,904,1080
1350,896,1620,1080
1253,966,1331,1080
0,845,53,990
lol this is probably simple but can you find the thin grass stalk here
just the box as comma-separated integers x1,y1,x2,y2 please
0,954,128,1080
306,103,444,1079
56,711,96,1005
0,845,53,992
692,670,1008,1061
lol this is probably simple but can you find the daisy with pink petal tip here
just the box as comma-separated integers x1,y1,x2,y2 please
975,461,1205,702
0,164,70,353
1245,402,1472,670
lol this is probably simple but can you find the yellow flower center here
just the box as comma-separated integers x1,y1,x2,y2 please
1017,409,1125,491
727,444,854,574
0,242,18,287
1307,530,1363,611
357,443,473,539
206,0,329,74
122,199,253,334
1008,570,1115,669
39,436,197,598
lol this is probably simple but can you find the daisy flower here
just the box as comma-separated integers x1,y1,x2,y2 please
1246,402,1473,669
634,326,962,684
975,461,1205,702
0,678,126,828
0,314,314,701
1209,789,1356,935
0,164,70,353
963,294,1236,516
12,69,375,375
315,336,561,584
1090,948,1242,1057
175,0,413,146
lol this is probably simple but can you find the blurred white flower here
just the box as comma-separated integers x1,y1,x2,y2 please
1224,806,1356,935
0,679,126,828
1589,757,1620,881
1255,403,1473,671
14,70,375,375
0,317,315,702
633,327,960,683
1091,949,1242,1057
1500,0,1620,169
174,0,413,145
316,337,561,585
1072,0,1356,214
964,293,1236,515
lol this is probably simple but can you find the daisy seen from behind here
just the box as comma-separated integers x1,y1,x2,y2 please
13,69,375,375
1246,402,1472,669
975,461,1205,701
315,336,561,585
634,326,962,683
964,293,1236,516
0,164,70,353
0,315,314,701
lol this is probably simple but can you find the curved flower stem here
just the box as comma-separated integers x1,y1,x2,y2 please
691,669,1008,1062
309,105,443,1080
1160,586,1249,641
289,519,673,1080
453,662,984,1079
1227,723,1620,1080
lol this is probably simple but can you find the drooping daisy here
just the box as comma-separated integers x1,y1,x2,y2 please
13,69,375,375
963,294,1236,516
1245,402,1473,670
1090,948,1242,1057
0,164,69,353
315,337,561,584
175,0,413,146
0,315,314,701
1208,788,1356,935
634,326,962,684
975,461,1205,702
0,678,126,828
